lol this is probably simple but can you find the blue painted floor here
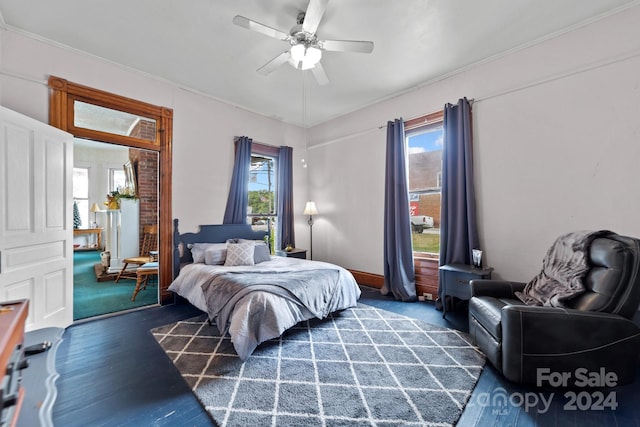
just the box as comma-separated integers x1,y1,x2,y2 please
359,286,640,427
50,286,640,426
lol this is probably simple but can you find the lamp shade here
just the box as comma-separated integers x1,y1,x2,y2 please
289,44,322,70
303,201,318,216
90,203,101,213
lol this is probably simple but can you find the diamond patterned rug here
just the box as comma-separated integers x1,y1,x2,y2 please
151,303,485,426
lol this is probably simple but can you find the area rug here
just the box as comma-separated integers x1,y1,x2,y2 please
151,303,485,426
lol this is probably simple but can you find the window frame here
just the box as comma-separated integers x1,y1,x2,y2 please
405,110,444,258
246,141,280,251
248,153,277,217
73,166,90,228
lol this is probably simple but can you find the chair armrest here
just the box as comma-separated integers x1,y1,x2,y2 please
501,306,640,385
502,304,635,325
502,306,640,342
469,280,526,298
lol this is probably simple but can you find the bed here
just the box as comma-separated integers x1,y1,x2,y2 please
169,220,361,360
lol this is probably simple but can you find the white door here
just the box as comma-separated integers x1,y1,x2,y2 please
0,105,74,331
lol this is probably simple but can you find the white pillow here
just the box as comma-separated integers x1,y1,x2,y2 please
188,243,226,263
224,242,255,266
238,239,268,245
204,244,228,265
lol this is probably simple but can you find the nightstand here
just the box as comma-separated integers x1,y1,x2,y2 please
439,263,493,318
276,248,307,259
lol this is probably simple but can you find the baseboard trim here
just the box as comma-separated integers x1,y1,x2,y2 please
348,269,384,288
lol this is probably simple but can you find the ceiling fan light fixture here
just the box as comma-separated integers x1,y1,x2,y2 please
289,44,322,70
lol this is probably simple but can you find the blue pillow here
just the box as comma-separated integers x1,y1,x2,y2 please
253,243,271,263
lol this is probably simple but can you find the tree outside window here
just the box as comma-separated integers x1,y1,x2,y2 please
248,154,277,250
73,167,89,228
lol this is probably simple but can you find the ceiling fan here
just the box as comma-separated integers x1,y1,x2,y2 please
233,0,374,85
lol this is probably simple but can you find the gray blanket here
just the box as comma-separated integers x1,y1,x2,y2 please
201,269,341,335
515,230,614,307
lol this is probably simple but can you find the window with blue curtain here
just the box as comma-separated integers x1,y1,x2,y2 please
223,139,295,252
248,143,280,251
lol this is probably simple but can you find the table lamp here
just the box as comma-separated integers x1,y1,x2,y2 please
90,203,101,227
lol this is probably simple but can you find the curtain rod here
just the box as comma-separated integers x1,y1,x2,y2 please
377,98,475,130
310,98,474,149
234,136,280,149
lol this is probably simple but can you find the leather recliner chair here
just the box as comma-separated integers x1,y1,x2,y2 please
468,233,640,386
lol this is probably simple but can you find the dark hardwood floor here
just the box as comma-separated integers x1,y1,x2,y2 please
53,302,212,426
52,287,640,426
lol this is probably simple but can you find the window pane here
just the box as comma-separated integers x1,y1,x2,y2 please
76,199,89,229
407,125,443,254
247,154,277,251
248,155,276,215
250,216,277,253
110,169,127,193
73,168,88,198
73,168,90,228
74,101,157,141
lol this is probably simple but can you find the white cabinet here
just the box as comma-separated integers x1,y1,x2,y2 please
120,199,140,261
104,199,139,273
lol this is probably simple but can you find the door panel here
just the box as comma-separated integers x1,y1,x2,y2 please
4,123,32,232
45,138,66,228
0,105,74,331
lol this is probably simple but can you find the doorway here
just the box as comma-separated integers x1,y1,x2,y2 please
72,139,159,319
48,76,174,321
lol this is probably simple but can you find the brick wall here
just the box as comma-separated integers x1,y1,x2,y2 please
129,148,159,250
417,193,441,227
415,255,440,300
129,119,157,142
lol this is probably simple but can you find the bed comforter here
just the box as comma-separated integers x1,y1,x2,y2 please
168,256,361,360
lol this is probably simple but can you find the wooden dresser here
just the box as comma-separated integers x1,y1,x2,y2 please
0,300,28,427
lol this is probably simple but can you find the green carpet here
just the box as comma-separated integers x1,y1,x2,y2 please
73,251,157,320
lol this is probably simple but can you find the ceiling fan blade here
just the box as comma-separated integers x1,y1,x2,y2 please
302,0,328,34
320,39,374,54
311,62,329,85
257,51,291,75
233,15,289,41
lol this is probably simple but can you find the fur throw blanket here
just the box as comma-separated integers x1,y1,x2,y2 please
515,230,614,307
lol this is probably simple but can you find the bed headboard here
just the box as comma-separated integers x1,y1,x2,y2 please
172,219,269,278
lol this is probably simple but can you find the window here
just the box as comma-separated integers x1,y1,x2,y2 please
406,112,444,255
248,155,276,216
247,143,280,251
74,101,157,142
109,167,127,193
73,167,90,228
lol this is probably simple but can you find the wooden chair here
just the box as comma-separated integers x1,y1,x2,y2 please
115,224,158,283
131,262,158,301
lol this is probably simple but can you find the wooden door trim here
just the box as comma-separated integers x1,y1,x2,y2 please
48,76,174,305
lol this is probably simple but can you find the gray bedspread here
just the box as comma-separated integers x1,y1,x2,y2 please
515,230,614,306
202,269,341,336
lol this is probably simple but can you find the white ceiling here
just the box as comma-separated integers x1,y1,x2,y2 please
0,0,636,127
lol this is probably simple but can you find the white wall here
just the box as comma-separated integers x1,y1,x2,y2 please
74,141,130,230
0,28,309,244
307,6,640,281
2,6,640,283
